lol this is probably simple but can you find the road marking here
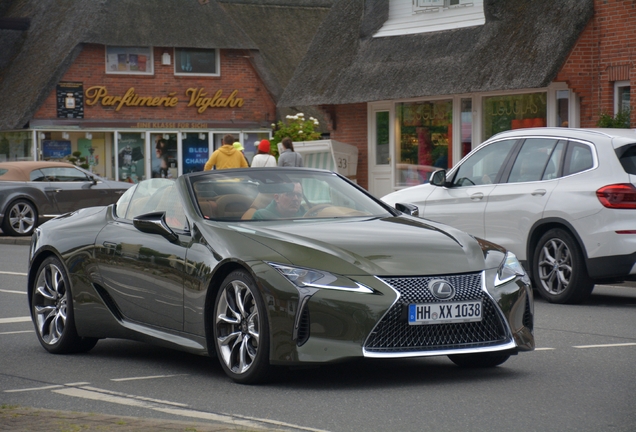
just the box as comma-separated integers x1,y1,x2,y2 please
0,330,33,335
111,374,188,382
0,316,31,324
573,342,636,349
535,347,555,351
54,386,328,432
4,382,90,393
0,288,27,295
0,271,27,276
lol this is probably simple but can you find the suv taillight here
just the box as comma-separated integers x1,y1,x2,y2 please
596,184,636,209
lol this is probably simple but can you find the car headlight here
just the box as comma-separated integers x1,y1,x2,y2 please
495,252,527,286
268,263,373,293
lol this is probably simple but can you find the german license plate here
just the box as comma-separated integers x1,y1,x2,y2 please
408,300,482,325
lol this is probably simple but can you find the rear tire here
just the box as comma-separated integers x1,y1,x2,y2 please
3,199,37,236
448,353,510,368
31,256,98,354
532,228,593,304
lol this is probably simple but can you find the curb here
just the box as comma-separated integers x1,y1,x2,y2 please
0,405,290,431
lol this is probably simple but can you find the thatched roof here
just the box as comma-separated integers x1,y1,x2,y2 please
0,0,332,130
279,0,594,107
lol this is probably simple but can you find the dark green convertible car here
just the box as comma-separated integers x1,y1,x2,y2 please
28,168,534,383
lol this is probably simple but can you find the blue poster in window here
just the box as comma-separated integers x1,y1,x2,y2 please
182,135,209,173
42,140,71,159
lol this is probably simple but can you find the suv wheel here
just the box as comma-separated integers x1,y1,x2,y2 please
532,228,594,304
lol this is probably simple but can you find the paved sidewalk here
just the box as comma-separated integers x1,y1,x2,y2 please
0,405,291,431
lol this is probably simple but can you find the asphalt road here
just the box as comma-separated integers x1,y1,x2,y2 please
1,242,635,432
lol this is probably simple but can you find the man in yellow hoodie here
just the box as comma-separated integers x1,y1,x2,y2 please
204,134,249,170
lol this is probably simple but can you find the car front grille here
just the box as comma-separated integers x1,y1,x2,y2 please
365,273,510,353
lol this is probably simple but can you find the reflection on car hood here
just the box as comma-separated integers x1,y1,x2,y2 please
233,216,487,276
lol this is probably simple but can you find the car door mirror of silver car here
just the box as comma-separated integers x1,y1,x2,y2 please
133,212,179,243
395,202,419,217
430,169,447,187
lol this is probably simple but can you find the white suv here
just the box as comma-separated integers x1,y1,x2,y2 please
382,128,636,304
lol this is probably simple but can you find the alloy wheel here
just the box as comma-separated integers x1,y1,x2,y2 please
537,238,572,296
215,279,260,375
8,201,36,234
33,262,68,345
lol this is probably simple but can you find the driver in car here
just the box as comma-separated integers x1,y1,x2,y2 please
252,182,306,220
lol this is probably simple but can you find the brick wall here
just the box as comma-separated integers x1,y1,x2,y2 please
322,103,369,189
33,44,277,125
556,0,636,127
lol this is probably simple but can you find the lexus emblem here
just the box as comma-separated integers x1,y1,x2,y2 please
429,279,455,300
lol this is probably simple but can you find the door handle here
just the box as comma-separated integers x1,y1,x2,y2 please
531,189,547,196
470,192,484,201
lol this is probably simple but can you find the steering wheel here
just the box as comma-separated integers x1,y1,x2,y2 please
304,204,333,217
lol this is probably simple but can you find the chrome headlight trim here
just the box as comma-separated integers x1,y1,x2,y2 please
495,252,527,286
267,262,374,293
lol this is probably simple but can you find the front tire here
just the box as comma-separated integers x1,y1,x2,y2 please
532,228,593,304
213,270,270,384
31,257,98,354
448,353,510,368
3,199,37,236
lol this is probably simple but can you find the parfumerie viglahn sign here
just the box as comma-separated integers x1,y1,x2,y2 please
84,86,244,114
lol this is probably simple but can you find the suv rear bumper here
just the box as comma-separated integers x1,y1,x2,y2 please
587,251,636,283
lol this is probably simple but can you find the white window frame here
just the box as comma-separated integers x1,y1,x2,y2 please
173,48,220,77
105,46,154,75
614,80,631,114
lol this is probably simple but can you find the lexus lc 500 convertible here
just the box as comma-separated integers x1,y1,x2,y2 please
28,168,534,383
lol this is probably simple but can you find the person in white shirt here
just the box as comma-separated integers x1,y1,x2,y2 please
251,140,277,167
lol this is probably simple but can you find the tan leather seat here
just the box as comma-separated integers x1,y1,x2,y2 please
241,193,275,220
215,194,253,219
198,199,218,219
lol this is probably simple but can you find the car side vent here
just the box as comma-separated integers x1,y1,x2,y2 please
296,307,310,347
92,284,123,321
522,293,533,331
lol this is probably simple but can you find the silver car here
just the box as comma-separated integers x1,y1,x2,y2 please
0,161,132,236
383,128,636,304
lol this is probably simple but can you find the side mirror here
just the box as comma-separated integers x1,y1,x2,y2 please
133,211,179,243
430,169,447,187
395,202,419,217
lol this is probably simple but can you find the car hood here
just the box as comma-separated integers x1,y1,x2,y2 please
229,216,490,276
381,184,435,207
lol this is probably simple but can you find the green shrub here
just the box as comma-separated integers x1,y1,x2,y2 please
596,110,631,128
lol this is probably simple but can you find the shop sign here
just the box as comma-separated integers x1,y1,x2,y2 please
57,82,84,119
84,86,245,114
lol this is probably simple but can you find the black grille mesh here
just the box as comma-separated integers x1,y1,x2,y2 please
365,273,509,352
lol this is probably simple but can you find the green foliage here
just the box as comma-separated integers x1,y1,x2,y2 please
67,150,88,169
270,113,321,158
596,110,631,128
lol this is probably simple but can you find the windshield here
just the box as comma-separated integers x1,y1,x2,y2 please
188,169,393,221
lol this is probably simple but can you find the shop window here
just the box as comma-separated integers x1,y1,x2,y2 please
174,48,219,76
182,132,210,173
105,46,153,75
118,133,146,183
151,133,178,179
0,131,33,161
396,100,452,187
375,111,390,165
482,92,547,140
